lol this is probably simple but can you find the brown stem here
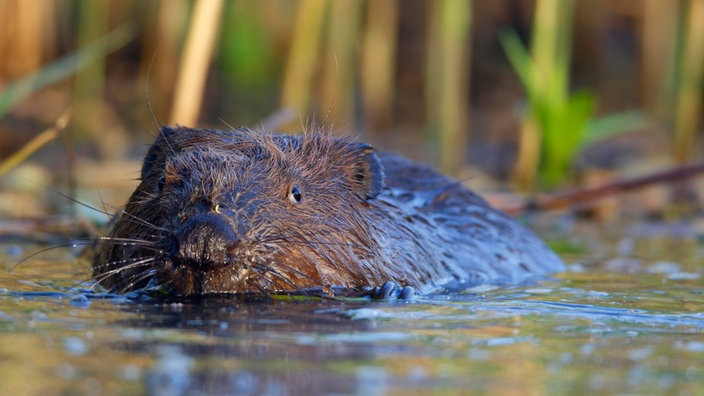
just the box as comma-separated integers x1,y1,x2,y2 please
501,161,704,216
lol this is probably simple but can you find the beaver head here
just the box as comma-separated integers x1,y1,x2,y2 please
94,126,388,295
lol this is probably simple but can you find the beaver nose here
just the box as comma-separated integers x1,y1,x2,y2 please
176,213,237,270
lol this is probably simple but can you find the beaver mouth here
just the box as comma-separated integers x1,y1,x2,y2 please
155,255,321,296
150,212,311,295
147,212,249,294
156,257,253,295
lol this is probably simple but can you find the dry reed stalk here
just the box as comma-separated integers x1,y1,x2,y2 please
73,0,109,155
321,0,362,129
641,0,680,120
140,0,189,122
513,118,541,191
674,0,704,163
361,0,398,131
170,0,224,126
0,109,72,177
427,0,471,175
280,0,328,130
16,1,50,75
259,1,298,53
0,0,55,83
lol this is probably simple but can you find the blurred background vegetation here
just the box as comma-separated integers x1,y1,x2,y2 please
0,0,702,219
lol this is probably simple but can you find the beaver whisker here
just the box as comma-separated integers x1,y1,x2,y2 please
12,242,96,272
13,237,154,272
48,187,117,220
117,268,158,294
117,209,169,233
91,236,159,248
92,264,154,289
92,256,155,284
99,268,156,294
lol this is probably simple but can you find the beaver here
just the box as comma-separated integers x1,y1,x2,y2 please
93,126,564,297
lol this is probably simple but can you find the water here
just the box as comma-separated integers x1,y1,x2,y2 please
1,222,703,395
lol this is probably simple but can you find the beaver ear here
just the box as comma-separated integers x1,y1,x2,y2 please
343,142,385,200
141,126,178,179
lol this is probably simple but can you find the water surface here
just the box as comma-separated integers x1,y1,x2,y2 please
1,222,702,395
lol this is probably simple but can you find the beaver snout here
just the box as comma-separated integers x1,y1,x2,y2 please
176,213,238,270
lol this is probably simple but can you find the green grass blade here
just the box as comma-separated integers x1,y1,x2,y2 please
499,30,534,96
584,110,648,145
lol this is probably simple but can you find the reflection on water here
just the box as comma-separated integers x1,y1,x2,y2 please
0,225,703,395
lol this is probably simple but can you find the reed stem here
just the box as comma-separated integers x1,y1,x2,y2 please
428,0,471,175
280,0,329,131
170,0,224,126
360,0,398,131
673,0,704,163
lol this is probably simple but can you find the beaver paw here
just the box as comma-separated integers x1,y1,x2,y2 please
369,281,415,300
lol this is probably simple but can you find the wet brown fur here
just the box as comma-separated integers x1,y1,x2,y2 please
93,126,564,296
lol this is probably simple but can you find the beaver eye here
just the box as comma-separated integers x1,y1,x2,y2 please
288,184,303,204
157,176,166,192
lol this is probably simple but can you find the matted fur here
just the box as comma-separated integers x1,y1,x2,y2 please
93,126,564,296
